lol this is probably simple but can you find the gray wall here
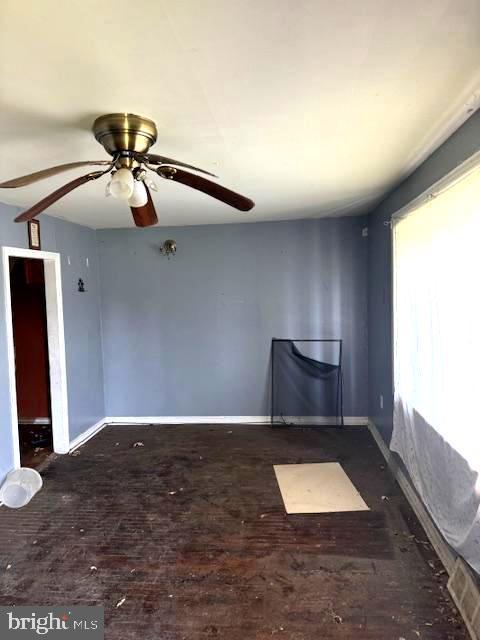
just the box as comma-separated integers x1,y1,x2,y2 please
367,110,480,443
2,106,475,476
98,216,368,418
0,204,105,481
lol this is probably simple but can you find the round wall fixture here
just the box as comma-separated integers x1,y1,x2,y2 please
159,239,177,258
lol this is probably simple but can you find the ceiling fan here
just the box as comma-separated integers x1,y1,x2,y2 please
0,113,255,227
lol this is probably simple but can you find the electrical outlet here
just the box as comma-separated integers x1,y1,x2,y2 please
380,394,384,410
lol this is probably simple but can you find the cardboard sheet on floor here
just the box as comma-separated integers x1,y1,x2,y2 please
274,462,369,514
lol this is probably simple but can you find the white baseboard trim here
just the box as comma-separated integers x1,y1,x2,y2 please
367,419,456,575
275,416,368,426
104,416,369,426
105,416,269,425
65,416,368,452
69,419,107,452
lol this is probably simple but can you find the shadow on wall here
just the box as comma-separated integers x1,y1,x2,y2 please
256,219,368,418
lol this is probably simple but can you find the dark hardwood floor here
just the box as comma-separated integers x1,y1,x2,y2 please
0,425,467,639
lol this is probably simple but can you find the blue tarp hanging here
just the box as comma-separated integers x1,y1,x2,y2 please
271,339,343,425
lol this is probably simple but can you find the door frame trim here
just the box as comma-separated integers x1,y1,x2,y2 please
2,246,69,467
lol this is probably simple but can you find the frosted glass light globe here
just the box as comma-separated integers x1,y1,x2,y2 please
128,180,148,207
110,168,134,200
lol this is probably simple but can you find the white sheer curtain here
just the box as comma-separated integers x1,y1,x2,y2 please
391,163,480,572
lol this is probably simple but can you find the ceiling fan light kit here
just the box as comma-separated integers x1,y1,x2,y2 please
128,180,149,208
109,167,134,200
0,113,255,228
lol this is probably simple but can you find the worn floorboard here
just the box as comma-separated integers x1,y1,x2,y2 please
0,425,468,639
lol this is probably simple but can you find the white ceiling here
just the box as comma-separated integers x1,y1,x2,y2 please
0,0,479,228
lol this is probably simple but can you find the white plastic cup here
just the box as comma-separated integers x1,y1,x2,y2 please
0,468,43,509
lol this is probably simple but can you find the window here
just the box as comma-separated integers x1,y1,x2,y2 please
391,161,480,572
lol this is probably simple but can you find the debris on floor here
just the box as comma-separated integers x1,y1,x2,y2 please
0,424,469,639
132,442,144,448
325,603,344,626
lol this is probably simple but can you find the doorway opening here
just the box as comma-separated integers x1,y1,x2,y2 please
9,257,52,468
2,246,70,472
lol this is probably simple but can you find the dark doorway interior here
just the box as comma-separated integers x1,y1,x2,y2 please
9,257,52,468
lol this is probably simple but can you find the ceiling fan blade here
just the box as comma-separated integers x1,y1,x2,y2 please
157,167,254,211
137,153,217,178
0,161,111,188
130,186,158,227
14,171,105,223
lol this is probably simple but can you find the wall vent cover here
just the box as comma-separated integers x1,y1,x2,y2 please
448,558,480,640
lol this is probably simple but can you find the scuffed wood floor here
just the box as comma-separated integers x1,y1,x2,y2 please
0,425,468,639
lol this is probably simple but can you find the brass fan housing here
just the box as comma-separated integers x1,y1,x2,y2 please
93,113,158,156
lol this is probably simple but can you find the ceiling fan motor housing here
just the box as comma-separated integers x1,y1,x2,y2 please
93,113,158,156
